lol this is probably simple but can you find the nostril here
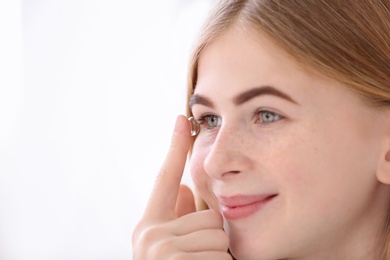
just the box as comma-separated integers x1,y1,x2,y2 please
222,170,241,177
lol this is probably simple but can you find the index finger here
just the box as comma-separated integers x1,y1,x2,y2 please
144,115,191,221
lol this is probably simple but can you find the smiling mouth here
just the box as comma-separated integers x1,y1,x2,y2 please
219,194,278,220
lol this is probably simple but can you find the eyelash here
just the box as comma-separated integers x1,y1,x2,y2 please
195,109,284,130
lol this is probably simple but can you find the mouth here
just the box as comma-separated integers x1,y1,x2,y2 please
218,194,278,220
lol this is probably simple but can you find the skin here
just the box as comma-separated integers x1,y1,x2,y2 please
132,26,390,259
189,26,390,259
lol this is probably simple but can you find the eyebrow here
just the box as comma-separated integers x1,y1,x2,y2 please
189,85,299,109
234,86,299,105
189,94,214,109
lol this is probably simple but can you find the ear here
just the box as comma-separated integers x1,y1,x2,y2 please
377,150,390,184
376,109,390,185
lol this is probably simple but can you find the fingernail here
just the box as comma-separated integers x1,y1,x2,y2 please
174,115,184,133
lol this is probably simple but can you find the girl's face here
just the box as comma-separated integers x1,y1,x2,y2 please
190,27,390,259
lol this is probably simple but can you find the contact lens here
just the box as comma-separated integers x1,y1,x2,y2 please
188,117,200,137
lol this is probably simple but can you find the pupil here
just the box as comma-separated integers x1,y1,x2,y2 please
263,112,272,121
208,116,217,127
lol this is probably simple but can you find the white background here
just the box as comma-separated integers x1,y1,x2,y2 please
0,1,215,259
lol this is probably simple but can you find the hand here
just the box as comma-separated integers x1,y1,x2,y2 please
132,115,231,260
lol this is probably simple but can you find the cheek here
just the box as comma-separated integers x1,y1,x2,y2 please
256,128,309,185
272,123,380,217
271,130,331,186
189,142,211,200
189,153,204,187
259,126,333,205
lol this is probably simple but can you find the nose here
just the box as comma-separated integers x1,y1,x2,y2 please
203,123,253,180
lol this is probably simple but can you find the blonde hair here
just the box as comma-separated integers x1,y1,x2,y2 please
186,0,390,258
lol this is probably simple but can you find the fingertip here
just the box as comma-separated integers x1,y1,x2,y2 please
174,115,188,133
170,115,191,151
145,116,191,220
174,115,191,136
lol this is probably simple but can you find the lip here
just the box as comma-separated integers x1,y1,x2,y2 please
218,194,277,220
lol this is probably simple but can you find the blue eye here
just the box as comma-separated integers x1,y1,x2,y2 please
207,115,222,128
258,110,282,123
198,114,222,129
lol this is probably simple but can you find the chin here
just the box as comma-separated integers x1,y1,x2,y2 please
229,249,277,260
230,248,286,260
227,228,285,260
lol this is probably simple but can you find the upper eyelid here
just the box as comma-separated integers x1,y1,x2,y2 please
196,114,221,126
255,107,284,116
195,112,219,120
255,108,284,117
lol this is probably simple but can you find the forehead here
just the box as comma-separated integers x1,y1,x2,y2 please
194,27,361,109
195,27,308,96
